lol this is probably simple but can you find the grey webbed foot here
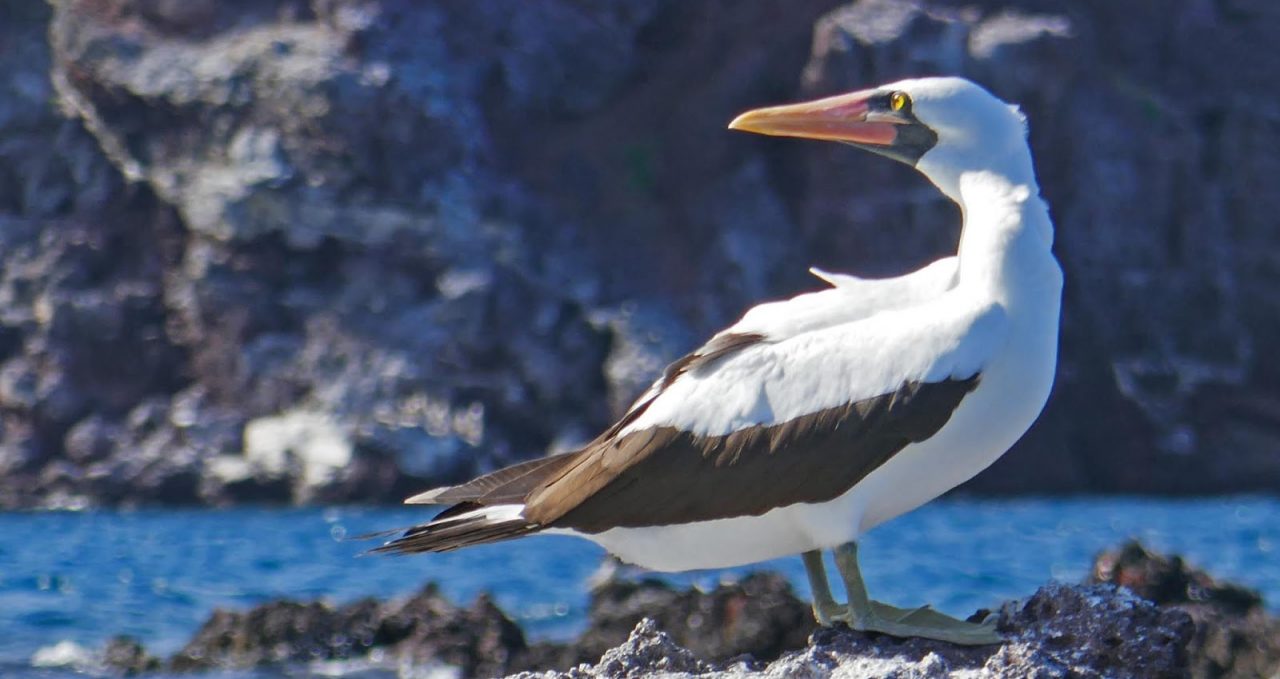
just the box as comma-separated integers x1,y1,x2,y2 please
803,543,1004,646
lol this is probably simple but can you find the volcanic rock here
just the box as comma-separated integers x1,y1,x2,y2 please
521,619,715,679
101,636,161,675
169,583,528,678
99,540,1280,678
0,0,1276,505
1090,540,1280,679
515,583,1195,679
523,572,817,671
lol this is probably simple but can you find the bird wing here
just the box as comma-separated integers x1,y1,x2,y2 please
523,294,1007,532
726,255,958,340
403,452,578,507
609,256,959,436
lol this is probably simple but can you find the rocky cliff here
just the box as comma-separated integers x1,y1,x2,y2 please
2,0,1278,507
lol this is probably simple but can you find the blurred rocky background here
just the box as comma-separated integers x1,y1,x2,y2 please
1,0,1277,508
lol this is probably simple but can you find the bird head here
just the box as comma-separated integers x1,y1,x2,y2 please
729,77,1031,196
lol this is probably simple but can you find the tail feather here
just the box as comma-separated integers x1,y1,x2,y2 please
370,504,537,554
405,453,576,506
374,452,579,555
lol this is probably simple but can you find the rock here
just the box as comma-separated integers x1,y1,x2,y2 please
0,176,190,509
1090,539,1263,614
0,3,121,218
590,306,698,420
156,570,812,677
992,583,1193,678
101,636,161,675
524,572,816,671
518,619,714,679
0,1,193,509
519,584,1194,679
0,0,1277,506
387,589,529,677
1090,540,1280,679
237,410,353,503
791,0,1280,495
583,572,815,665
169,583,528,678
109,546,1279,678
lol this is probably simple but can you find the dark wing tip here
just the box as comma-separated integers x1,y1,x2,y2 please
660,332,767,389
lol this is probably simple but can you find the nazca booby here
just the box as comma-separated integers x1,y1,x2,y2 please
374,76,1062,645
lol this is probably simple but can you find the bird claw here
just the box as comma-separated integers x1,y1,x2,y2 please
813,600,850,627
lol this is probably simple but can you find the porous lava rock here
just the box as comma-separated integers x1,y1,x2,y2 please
169,583,528,678
522,572,817,671
1090,540,1280,679
514,583,1195,679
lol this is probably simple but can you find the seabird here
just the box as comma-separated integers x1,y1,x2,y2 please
374,77,1062,645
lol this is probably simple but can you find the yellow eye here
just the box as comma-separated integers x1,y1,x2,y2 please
890,91,909,112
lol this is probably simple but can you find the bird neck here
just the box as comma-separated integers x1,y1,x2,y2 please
930,154,1057,303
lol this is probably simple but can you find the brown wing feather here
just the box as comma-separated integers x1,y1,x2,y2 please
523,376,980,533
370,513,535,554
421,452,577,506
659,332,767,389
380,334,970,552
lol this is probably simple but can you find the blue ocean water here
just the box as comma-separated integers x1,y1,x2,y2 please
2,497,1278,678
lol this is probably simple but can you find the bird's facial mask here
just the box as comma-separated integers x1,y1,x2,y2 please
728,88,938,166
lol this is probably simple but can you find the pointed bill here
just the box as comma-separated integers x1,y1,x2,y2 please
728,89,899,146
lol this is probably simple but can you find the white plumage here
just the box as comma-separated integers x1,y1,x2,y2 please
379,76,1061,644
618,297,1005,440
576,146,1061,570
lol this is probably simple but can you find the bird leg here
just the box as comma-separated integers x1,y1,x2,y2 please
803,550,932,627
802,550,845,626
814,541,1003,646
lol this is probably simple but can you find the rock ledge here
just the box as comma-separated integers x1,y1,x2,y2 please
87,540,1280,679
515,583,1192,679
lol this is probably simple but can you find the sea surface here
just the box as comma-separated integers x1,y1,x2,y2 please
2,497,1278,678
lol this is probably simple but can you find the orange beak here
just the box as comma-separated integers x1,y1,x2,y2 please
728,89,899,146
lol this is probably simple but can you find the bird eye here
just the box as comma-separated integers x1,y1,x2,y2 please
890,92,909,112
